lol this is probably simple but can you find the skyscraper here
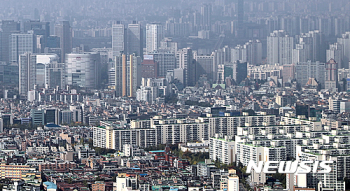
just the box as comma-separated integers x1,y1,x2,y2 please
176,48,195,86
337,32,350,69
127,22,143,58
327,43,343,67
112,22,126,57
0,20,20,63
19,53,36,97
10,32,36,63
232,61,247,85
200,4,211,28
112,22,143,58
114,55,123,97
297,30,325,62
292,43,310,64
22,20,50,52
325,59,338,92
146,24,164,53
245,40,263,66
55,21,72,62
129,54,141,97
267,30,294,65
237,0,244,27
233,40,263,65
115,54,141,97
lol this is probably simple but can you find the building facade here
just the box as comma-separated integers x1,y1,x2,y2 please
66,52,101,89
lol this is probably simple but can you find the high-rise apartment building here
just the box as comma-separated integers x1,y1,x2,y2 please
231,45,246,63
152,119,210,145
146,23,164,53
237,0,244,27
297,30,325,62
55,21,72,62
200,4,211,28
292,43,311,64
231,40,262,66
327,43,343,66
108,67,116,87
267,30,294,65
209,135,235,165
325,59,338,92
337,32,350,69
66,52,101,89
93,125,157,151
245,40,262,66
282,64,295,83
209,114,276,137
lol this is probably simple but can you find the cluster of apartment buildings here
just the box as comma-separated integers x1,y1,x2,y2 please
210,113,350,190
92,113,275,152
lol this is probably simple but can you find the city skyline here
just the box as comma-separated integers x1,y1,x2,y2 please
0,0,350,191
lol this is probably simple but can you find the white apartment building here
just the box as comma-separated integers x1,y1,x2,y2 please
209,135,235,165
93,126,107,148
267,30,294,65
231,40,262,66
208,113,276,137
235,142,286,184
146,23,164,53
292,43,311,64
136,78,169,104
93,125,158,151
248,64,283,80
153,120,210,145
228,175,239,191
327,43,343,66
296,145,346,191
280,114,323,131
